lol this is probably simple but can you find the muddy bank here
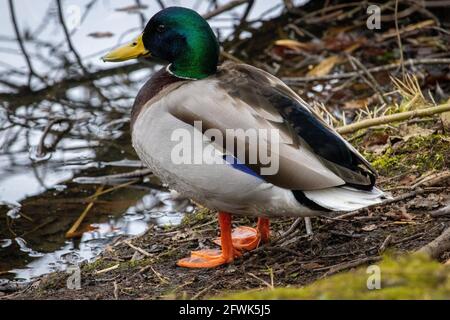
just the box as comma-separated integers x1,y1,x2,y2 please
4,154,450,299
4,201,449,299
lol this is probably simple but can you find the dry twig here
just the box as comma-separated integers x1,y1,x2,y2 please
203,0,250,19
65,185,104,238
417,227,450,259
282,58,450,83
337,103,450,134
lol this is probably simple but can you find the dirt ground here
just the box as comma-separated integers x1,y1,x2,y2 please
5,154,450,299
2,1,450,300
4,199,449,299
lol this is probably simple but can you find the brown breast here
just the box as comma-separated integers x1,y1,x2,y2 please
130,67,184,130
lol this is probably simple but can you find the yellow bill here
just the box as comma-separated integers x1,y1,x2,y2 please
102,34,151,62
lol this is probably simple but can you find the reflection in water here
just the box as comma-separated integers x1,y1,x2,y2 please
0,132,97,203
0,121,193,285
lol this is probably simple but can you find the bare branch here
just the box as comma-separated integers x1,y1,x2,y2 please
56,0,89,75
135,0,147,29
0,62,152,107
203,0,250,20
36,118,72,158
417,227,450,259
282,58,450,84
154,0,165,10
8,0,44,87
337,102,450,134
395,0,406,78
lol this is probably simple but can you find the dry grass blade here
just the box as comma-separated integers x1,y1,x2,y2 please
149,265,170,284
390,73,426,106
247,272,274,289
124,240,153,257
95,264,119,274
87,180,139,199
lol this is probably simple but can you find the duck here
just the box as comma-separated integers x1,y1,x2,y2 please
103,6,387,268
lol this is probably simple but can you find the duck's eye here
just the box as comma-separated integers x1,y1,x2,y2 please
156,24,165,33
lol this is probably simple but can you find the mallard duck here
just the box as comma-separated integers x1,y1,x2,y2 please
103,7,387,268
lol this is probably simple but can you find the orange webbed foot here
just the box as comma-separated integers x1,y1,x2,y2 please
214,226,261,251
177,215,271,269
177,249,233,268
177,212,236,269
214,218,270,252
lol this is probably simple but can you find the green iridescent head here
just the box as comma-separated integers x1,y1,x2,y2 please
103,7,220,80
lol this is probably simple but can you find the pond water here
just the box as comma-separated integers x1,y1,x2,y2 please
0,126,194,285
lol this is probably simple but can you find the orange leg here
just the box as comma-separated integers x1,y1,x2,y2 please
214,217,271,251
177,212,236,268
257,217,270,243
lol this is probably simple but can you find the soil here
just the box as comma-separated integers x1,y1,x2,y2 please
4,177,450,299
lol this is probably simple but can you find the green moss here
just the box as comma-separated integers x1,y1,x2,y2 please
219,254,450,300
182,207,214,226
118,257,153,270
374,51,396,63
81,256,154,274
368,147,405,173
38,273,66,291
365,134,449,176
81,258,117,273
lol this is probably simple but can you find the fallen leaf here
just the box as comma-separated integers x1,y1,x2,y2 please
362,132,389,147
362,224,377,232
307,55,342,77
362,132,390,155
324,25,356,38
378,20,435,41
274,39,319,52
343,97,370,110
323,27,366,52
171,230,191,241
366,143,390,155
407,193,443,210
343,42,362,53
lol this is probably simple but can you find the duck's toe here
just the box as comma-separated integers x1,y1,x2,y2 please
214,226,261,251
177,249,233,268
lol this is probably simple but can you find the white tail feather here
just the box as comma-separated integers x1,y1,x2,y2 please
303,186,389,211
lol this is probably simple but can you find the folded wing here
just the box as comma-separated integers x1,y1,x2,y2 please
165,62,376,192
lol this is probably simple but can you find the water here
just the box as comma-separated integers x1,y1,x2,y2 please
0,123,193,285
4,188,192,282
